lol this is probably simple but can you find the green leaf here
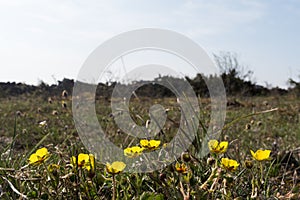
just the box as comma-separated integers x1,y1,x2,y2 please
140,192,164,200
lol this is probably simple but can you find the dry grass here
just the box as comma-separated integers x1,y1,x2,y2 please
0,93,299,199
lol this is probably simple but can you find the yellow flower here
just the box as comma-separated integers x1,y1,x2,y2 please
124,146,144,158
48,164,60,172
175,162,188,174
250,149,271,161
48,164,60,175
221,158,239,172
106,161,126,174
71,153,95,171
208,140,228,154
71,153,88,168
87,154,95,172
140,139,161,150
28,147,50,165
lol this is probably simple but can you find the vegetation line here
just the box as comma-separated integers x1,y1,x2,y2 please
222,107,278,132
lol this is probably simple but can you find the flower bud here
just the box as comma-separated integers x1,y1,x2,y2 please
181,152,191,162
244,160,253,169
245,123,251,130
207,157,215,166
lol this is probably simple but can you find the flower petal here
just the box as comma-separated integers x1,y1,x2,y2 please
36,147,49,158
29,154,39,165
140,139,149,148
218,141,228,153
208,140,218,152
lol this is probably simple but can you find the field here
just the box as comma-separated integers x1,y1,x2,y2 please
0,93,299,199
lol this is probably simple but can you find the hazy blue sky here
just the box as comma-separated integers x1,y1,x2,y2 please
0,0,299,88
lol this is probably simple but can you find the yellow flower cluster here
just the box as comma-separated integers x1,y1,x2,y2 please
28,141,271,182
124,139,161,158
124,146,144,158
28,148,127,178
208,140,238,172
140,139,161,150
208,139,272,172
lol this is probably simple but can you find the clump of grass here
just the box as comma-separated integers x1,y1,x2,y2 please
0,94,299,199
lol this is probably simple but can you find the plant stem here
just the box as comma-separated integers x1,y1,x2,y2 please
179,181,190,200
112,174,116,200
260,162,264,184
200,167,217,190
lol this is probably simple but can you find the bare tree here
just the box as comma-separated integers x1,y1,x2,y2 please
213,51,253,82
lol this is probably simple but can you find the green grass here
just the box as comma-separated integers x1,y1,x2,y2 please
0,94,299,199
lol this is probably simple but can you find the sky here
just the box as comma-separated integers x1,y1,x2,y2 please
0,0,299,88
